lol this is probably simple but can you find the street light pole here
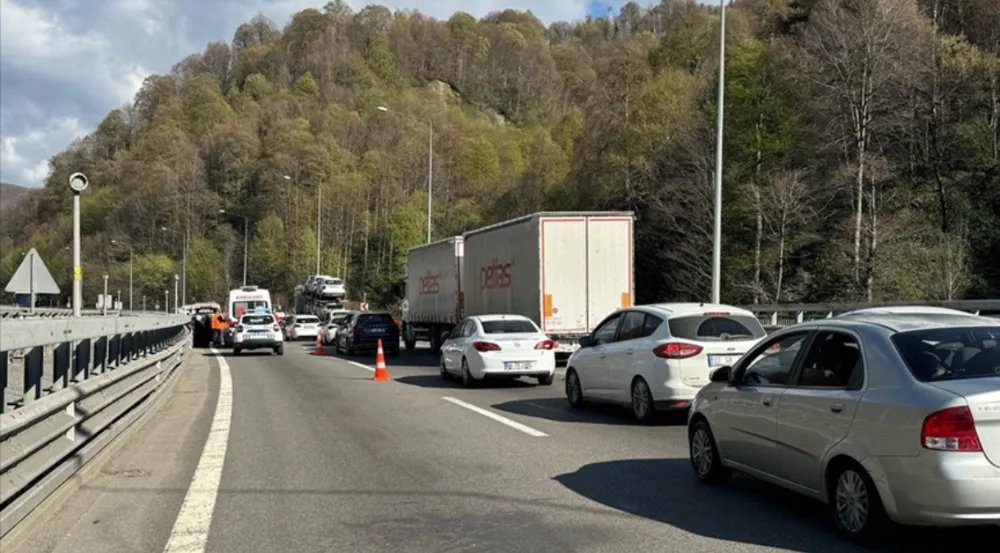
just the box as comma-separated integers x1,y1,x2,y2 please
427,121,433,243
174,274,179,313
317,186,322,272
243,216,248,286
711,0,726,304
102,274,108,315
68,173,88,316
182,224,187,306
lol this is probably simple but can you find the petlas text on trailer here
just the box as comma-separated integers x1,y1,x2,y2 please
463,211,634,355
401,237,464,351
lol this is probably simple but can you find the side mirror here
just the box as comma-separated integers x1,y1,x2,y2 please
578,336,593,348
709,366,733,383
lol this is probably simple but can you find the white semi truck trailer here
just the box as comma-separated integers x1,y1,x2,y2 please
401,211,634,361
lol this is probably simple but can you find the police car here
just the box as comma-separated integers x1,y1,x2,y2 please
232,307,284,355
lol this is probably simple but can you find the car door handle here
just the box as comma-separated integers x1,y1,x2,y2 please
626,349,634,355
830,404,845,413
761,397,773,407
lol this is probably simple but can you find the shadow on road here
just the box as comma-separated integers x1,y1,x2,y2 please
555,458,999,553
394,374,541,390
491,398,670,427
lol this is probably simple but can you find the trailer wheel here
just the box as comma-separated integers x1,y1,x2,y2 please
404,323,417,350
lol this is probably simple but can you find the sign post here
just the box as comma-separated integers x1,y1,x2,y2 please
4,248,61,314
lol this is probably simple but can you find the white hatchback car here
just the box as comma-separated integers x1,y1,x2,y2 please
286,314,321,341
565,303,768,422
440,315,557,387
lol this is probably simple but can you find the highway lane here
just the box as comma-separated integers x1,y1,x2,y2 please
16,340,997,553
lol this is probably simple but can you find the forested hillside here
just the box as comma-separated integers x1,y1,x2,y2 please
1,0,998,308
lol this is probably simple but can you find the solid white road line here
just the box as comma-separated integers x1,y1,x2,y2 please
162,348,233,553
347,360,375,372
442,396,548,437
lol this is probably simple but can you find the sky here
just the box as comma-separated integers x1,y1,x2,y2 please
0,0,673,188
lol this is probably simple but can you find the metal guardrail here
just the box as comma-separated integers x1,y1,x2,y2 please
0,314,191,537
741,300,1000,328
0,307,121,319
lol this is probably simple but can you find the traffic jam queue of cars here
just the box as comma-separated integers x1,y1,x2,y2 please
389,213,1000,544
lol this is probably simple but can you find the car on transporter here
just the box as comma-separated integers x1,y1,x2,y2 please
687,308,1000,543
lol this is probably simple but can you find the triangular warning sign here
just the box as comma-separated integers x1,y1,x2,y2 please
5,248,61,295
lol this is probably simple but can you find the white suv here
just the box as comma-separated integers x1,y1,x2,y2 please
233,313,284,355
565,303,767,422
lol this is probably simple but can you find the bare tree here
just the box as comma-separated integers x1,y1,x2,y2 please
762,170,817,302
802,0,922,289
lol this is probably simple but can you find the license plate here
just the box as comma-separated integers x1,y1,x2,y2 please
708,355,739,367
504,361,533,371
368,327,386,333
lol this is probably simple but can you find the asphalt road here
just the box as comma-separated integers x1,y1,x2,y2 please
18,340,997,553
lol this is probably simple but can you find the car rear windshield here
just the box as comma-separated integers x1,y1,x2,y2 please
358,314,395,325
668,314,766,341
891,327,1000,382
324,279,342,285
242,315,273,325
481,320,538,334
296,316,319,323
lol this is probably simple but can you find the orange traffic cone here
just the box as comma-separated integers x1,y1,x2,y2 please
373,339,389,381
314,333,324,355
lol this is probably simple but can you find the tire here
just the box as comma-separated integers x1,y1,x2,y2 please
565,369,585,408
828,461,888,544
233,347,242,356
689,419,730,484
347,343,355,356
460,358,476,388
274,345,284,355
440,357,451,380
630,377,656,424
405,339,416,351
537,373,555,386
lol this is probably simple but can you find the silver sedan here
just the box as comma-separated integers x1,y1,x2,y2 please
686,309,1000,543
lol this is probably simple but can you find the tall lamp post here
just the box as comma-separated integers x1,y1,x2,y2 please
376,105,433,243
219,209,249,286
711,0,726,304
68,173,89,316
111,239,133,311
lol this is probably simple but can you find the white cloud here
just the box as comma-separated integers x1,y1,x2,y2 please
0,0,604,187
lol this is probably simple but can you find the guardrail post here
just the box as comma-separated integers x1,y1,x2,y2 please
53,342,70,391
1,354,7,414
110,335,121,369
94,336,107,374
72,339,91,382
24,346,43,404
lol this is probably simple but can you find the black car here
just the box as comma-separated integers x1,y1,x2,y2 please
336,312,400,356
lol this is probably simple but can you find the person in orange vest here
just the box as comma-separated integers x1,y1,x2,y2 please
210,312,226,346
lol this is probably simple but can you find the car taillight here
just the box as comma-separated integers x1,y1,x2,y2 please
921,406,982,452
535,340,556,350
235,326,244,333
294,324,301,328
473,341,501,352
653,342,703,359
